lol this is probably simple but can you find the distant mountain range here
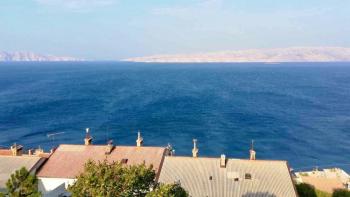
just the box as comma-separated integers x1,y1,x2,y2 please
0,51,82,62
126,47,350,63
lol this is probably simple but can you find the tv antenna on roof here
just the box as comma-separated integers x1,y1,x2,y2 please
47,132,65,147
250,139,254,150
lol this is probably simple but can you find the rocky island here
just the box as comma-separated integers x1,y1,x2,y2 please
126,47,350,63
0,51,82,62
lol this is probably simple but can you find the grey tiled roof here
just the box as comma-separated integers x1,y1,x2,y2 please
158,156,297,197
0,155,44,189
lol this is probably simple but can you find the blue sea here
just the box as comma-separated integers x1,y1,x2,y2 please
0,62,349,171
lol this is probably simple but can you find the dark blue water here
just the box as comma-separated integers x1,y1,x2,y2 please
0,62,349,171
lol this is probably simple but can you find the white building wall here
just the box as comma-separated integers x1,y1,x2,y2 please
38,177,76,197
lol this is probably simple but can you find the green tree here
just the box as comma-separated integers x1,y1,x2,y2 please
296,183,317,197
68,160,156,197
5,167,41,197
146,183,188,197
332,189,350,197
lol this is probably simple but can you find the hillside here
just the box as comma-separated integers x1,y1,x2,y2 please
0,51,82,62
126,47,350,63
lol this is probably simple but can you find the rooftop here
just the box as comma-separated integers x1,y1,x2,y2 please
0,155,46,190
158,156,297,197
295,168,350,193
37,144,166,179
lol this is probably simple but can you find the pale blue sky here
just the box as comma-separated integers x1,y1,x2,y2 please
0,0,349,60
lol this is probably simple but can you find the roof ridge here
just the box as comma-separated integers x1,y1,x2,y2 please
59,144,165,149
166,156,287,163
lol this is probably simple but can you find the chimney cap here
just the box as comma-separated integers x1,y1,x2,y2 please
85,128,91,138
11,143,23,150
84,128,93,145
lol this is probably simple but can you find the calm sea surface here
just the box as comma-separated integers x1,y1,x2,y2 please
0,62,349,171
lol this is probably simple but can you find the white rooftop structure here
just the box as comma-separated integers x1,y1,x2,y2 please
158,156,297,197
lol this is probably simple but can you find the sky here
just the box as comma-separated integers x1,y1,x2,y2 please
0,0,350,60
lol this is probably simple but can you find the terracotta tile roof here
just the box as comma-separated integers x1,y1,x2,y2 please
158,156,298,197
0,149,12,156
37,144,166,179
301,176,343,193
296,168,350,193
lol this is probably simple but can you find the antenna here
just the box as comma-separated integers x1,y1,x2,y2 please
193,139,198,148
47,132,65,148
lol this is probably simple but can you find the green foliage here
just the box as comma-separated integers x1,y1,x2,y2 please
296,183,317,197
68,160,156,197
146,183,188,197
316,189,331,197
5,167,41,197
332,189,350,197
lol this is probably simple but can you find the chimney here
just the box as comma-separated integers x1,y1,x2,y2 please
10,143,23,156
166,143,175,156
249,140,256,160
105,140,114,155
220,154,226,168
192,139,198,158
28,149,33,156
84,128,92,145
34,146,44,156
136,131,143,147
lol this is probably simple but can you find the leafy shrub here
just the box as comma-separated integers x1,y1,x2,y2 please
296,183,317,197
332,189,350,197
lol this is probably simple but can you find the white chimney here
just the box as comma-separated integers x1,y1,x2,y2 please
84,128,92,145
192,139,198,158
249,140,256,160
34,146,44,156
220,154,226,168
136,131,143,147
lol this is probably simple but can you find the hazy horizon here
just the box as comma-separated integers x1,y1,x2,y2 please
1,0,350,60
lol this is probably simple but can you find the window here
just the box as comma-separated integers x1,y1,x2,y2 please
209,176,213,180
245,173,252,180
121,158,128,164
234,178,239,182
